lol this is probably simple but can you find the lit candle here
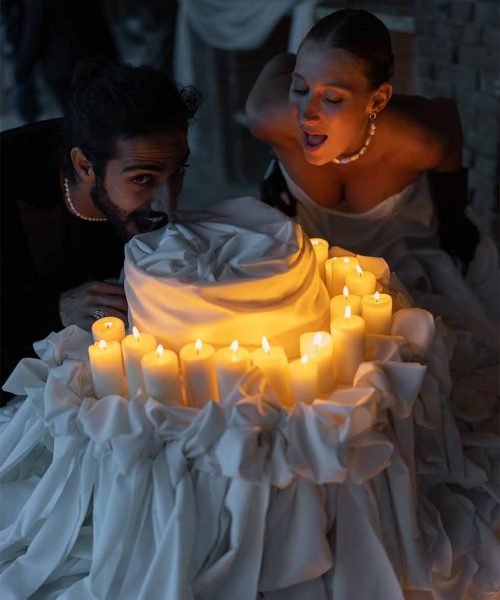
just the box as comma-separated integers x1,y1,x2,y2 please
299,331,334,393
88,339,126,398
289,355,318,404
345,264,377,297
330,306,366,384
325,256,360,297
91,316,126,343
310,238,329,283
330,285,362,319
251,337,292,407
179,339,218,408
362,291,393,335
121,326,157,398
141,344,183,404
214,340,251,399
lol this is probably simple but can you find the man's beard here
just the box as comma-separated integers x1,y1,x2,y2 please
90,176,169,242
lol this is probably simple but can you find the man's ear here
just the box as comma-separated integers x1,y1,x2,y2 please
70,147,95,183
368,82,392,115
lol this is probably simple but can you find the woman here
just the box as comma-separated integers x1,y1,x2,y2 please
0,60,200,397
246,8,498,349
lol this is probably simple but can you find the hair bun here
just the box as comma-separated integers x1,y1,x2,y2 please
71,57,112,92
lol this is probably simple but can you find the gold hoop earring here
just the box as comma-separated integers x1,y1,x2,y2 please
369,112,377,121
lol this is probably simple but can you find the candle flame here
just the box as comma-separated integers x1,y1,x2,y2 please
98,340,107,350
313,332,323,347
230,340,239,353
104,321,113,329
374,291,380,302
300,354,309,366
344,305,352,320
356,264,363,276
156,344,164,357
343,285,349,299
195,339,202,353
132,326,140,340
343,257,350,264
262,336,270,353
312,239,319,246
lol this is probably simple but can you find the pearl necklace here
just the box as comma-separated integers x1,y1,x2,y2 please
63,177,107,222
332,115,377,165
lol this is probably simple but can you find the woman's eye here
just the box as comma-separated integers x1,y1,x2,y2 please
291,88,308,95
131,174,151,185
324,97,343,105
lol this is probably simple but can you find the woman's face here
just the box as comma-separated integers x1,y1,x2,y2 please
92,129,190,240
289,41,376,166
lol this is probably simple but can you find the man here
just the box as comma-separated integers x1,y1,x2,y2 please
0,60,200,396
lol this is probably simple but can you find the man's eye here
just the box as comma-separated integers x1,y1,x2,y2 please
131,174,151,185
173,163,190,177
291,88,308,95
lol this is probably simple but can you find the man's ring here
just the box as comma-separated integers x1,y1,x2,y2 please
92,307,106,321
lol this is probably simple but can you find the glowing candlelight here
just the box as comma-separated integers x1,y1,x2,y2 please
122,327,157,398
91,316,126,343
141,343,182,404
289,353,318,404
180,339,218,407
325,255,360,297
362,291,393,335
331,307,366,384
300,330,334,392
251,337,291,406
88,338,125,398
345,264,377,297
215,339,250,399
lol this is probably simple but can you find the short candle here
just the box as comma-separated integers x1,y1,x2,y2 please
345,264,377,297
122,326,157,398
330,285,362,319
326,256,360,297
91,316,126,343
251,336,291,407
88,339,126,398
330,305,366,384
361,291,393,335
299,330,334,393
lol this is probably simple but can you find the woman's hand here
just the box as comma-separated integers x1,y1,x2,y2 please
59,280,128,329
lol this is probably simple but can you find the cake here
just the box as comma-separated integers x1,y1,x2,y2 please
124,197,330,357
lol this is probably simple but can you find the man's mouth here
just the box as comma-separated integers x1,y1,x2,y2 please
134,212,169,232
303,131,328,151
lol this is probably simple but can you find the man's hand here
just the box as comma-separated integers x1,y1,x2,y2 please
59,280,128,329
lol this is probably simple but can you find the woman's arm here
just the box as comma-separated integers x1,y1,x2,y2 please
245,53,297,145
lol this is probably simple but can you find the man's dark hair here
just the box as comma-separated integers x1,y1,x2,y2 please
302,9,394,89
62,59,201,180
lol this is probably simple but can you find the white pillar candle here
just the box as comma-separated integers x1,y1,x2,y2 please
299,331,334,393
326,256,360,297
289,355,318,404
330,285,362,319
251,337,292,407
141,344,183,404
92,316,126,343
215,340,250,399
345,265,377,297
331,306,366,384
362,291,393,335
121,327,157,398
310,238,329,283
179,339,218,408
88,339,126,399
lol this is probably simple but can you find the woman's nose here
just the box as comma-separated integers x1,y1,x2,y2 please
298,97,320,124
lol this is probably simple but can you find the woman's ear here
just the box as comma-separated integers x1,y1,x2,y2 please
368,82,393,115
70,147,95,183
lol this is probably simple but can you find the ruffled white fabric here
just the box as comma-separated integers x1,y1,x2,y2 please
125,198,330,357
1,308,499,599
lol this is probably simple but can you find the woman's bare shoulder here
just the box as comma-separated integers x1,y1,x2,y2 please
245,53,299,147
384,94,462,170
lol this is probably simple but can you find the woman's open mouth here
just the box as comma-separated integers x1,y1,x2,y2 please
303,131,328,151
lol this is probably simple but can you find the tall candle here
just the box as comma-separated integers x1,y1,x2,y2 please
121,327,157,398
215,340,250,399
88,339,126,398
179,339,218,408
362,291,393,335
326,256,360,297
251,337,291,407
299,331,334,393
331,306,366,384
141,344,182,404
345,265,377,297
289,355,318,404
92,316,126,343
330,285,362,319
310,238,329,283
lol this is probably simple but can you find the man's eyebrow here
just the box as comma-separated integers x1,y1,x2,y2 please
121,163,165,173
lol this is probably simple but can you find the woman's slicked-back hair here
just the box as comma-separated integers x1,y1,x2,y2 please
302,9,395,89
63,59,202,180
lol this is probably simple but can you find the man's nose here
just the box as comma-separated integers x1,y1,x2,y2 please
150,186,175,215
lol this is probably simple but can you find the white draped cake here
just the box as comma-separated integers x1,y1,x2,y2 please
124,197,330,357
